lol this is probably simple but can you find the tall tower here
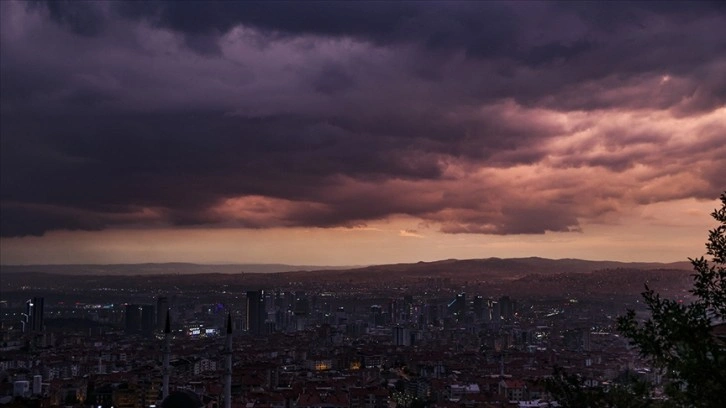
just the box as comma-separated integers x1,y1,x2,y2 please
223,313,232,408
246,290,265,336
162,310,171,401
30,297,44,332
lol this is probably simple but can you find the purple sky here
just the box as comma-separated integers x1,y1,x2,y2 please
1,1,725,265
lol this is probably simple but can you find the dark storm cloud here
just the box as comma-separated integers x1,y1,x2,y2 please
16,1,726,111
1,1,725,237
0,112,446,208
439,205,581,235
311,64,356,95
0,203,105,237
111,0,726,79
30,0,107,36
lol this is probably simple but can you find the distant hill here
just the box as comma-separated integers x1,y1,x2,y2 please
267,257,693,283
0,257,691,278
0,257,694,296
0,262,361,275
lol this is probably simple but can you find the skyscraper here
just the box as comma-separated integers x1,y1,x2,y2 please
473,295,484,320
223,313,232,408
499,296,513,321
125,304,142,335
448,293,466,320
162,310,171,401
156,296,169,331
141,305,156,337
246,290,266,336
25,297,44,333
32,297,44,332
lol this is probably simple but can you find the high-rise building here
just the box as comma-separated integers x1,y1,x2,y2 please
427,300,439,325
473,295,484,319
370,304,383,326
125,304,142,335
448,293,466,320
32,297,44,332
125,304,156,336
274,290,284,309
393,325,411,346
293,291,309,316
388,299,399,324
156,296,169,331
24,297,45,333
490,301,501,323
246,290,266,336
141,305,156,337
403,295,413,321
499,296,513,321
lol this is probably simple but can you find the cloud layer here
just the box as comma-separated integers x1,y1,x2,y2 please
1,1,725,238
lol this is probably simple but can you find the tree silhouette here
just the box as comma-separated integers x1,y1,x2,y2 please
545,366,663,408
617,192,726,407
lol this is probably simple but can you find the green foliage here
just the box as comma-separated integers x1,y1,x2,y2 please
616,192,726,407
545,367,662,408
544,366,603,408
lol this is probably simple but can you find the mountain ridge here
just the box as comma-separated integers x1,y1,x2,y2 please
0,257,692,277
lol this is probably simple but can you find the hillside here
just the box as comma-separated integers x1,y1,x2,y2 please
0,257,692,293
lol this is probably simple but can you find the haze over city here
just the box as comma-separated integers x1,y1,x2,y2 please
1,1,724,266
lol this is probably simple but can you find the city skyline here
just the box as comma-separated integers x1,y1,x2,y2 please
1,1,725,266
